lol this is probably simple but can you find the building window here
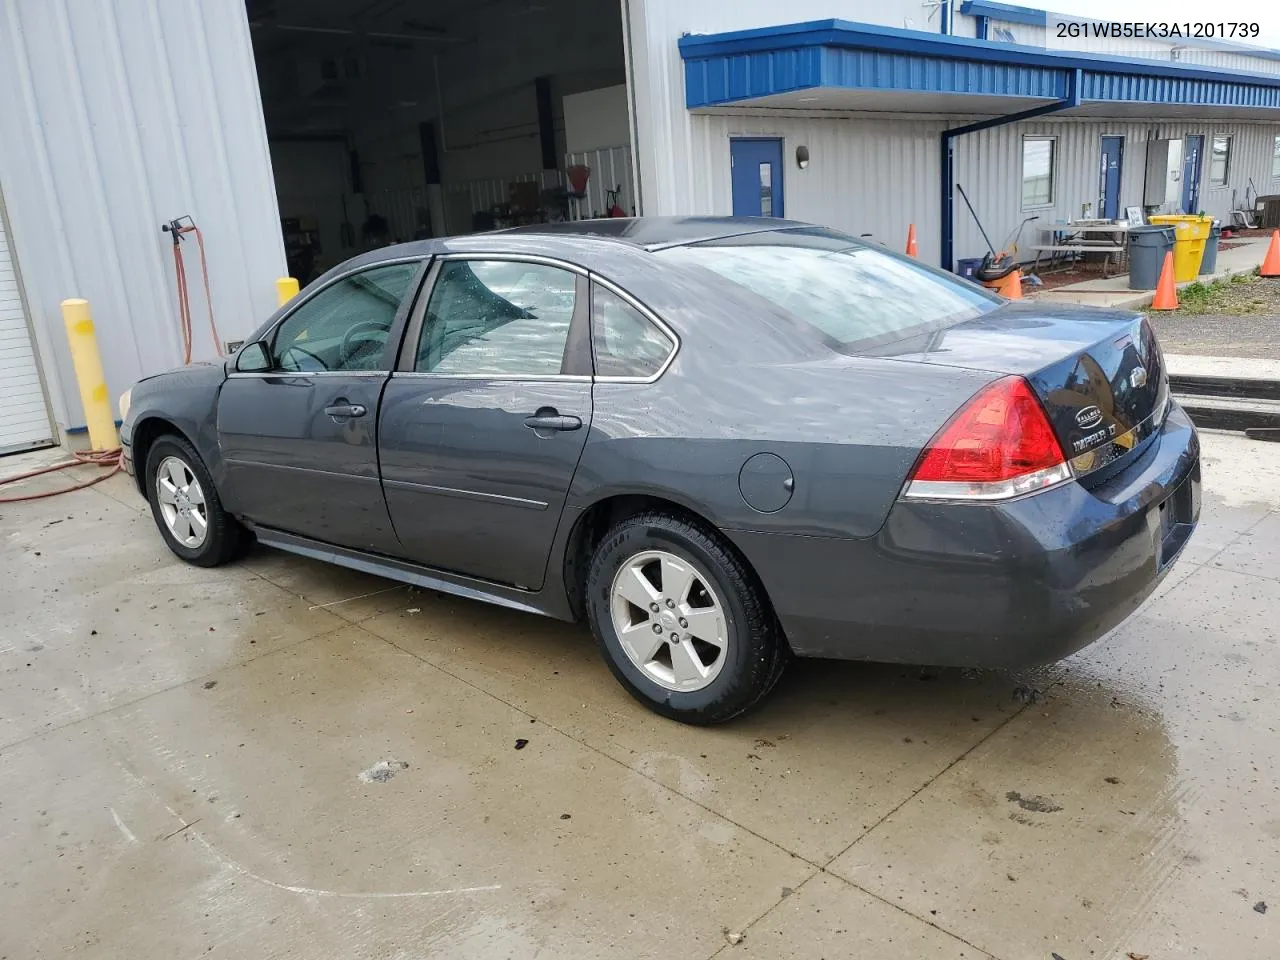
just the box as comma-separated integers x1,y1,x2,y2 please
1210,135,1232,186
1021,137,1056,208
1273,135,1280,179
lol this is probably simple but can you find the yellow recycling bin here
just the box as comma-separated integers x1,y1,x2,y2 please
1148,215,1213,281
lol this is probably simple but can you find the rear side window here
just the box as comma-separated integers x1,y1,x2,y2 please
415,259,576,376
591,284,673,379
657,229,998,351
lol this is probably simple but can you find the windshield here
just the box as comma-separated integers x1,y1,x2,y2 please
657,228,1000,351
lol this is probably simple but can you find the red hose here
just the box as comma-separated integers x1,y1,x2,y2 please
172,223,221,361
0,448,124,503
7,219,215,504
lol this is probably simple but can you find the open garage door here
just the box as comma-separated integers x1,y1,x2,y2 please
0,192,54,456
247,0,636,284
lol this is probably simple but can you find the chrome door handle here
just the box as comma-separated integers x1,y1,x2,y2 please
324,403,366,418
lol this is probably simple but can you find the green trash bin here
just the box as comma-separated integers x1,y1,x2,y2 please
1198,221,1222,275
1127,225,1176,290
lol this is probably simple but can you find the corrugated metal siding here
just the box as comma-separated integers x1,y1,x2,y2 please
953,119,1280,264
0,0,285,429
666,110,1280,269
689,113,949,262
628,0,939,216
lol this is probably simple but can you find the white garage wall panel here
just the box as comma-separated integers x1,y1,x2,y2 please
0,0,285,430
0,196,53,454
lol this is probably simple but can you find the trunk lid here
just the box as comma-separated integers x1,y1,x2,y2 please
867,303,1169,479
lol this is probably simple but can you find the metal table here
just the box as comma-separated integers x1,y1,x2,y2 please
1029,222,1129,276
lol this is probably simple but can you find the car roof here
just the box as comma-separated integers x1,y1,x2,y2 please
340,217,808,268
341,217,811,274
499,216,809,250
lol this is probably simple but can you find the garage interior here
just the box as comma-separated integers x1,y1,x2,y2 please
247,0,635,286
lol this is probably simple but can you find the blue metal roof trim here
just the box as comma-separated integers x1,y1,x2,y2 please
685,46,1066,107
1081,73,1280,109
819,49,1066,99
959,1,1280,62
679,19,1280,110
683,48,824,106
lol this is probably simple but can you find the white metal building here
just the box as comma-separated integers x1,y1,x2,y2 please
1,0,1278,453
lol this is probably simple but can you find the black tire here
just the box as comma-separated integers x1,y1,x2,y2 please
144,434,248,567
586,510,788,724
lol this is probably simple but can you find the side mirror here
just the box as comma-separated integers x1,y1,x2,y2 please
235,341,271,373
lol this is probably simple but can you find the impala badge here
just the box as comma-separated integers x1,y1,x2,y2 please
1075,405,1103,429
1130,366,1148,388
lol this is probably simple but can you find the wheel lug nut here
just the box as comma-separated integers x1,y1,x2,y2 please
678,618,688,628
670,632,680,642
651,623,662,634
665,599,675,608
649,602,659,612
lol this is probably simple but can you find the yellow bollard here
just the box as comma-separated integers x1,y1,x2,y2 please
60,299,119,451
276,277,300,306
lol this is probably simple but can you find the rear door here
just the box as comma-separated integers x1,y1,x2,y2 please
378,256,593,589
218,259,424,553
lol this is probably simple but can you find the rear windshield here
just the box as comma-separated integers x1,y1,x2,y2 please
656,228,1000,350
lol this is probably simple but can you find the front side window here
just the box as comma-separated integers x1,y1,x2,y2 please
415,260,577,376
1021,136,1056,208
658,229,998,352
592,285,674,379
272,262,419,372
1210,135,1232,186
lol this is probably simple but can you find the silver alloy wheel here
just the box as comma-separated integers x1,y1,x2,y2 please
610,549,728,692
155,455,209,549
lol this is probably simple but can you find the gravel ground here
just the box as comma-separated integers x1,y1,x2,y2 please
1147,274,1280,358
1149,311,1280,358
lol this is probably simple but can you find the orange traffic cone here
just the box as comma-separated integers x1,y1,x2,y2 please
1261,229,1280,277
1150,251,1179,310
905,224,918,258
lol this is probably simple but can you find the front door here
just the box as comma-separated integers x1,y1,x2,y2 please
378,257,592,589
730,138,784,217
1099,136,1124,220
1182,135,1204,214
217,260,424,553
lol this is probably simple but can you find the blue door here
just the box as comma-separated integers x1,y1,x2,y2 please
1099,136,1123,220
1182,135,1203,214
730,138,784,217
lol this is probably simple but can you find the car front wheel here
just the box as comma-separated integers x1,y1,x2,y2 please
586,510,788,724
145,435,247,567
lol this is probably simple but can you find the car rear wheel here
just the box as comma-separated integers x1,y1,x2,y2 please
145,435,247,567
586,510,788,724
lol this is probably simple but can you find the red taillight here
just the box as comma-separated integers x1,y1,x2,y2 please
904,376,1070,500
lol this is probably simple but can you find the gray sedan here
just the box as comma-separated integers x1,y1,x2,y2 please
119,218,1200,723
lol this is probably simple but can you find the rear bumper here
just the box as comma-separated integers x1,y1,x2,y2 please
731,403,1201,667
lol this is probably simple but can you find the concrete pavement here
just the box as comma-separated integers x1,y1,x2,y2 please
2,433,1278,959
